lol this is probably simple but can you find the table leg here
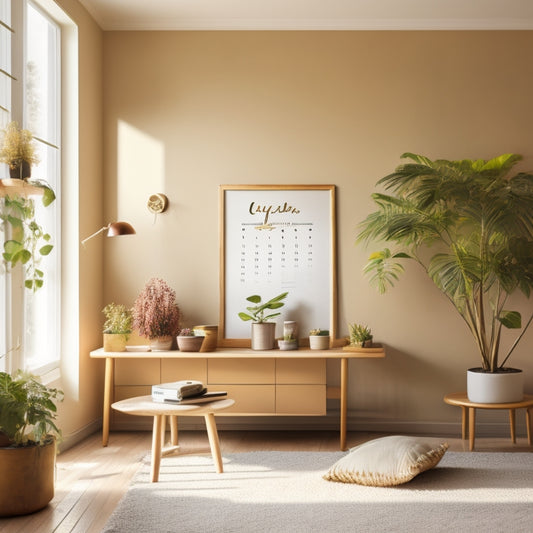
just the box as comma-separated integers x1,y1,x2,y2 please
468,407,476,451
340,358,348,451
170,415,178,446
509,409,516,443
102,357,114,447
204,413,223,473
151,415,163,482
526,409,532,445
461,406,468,440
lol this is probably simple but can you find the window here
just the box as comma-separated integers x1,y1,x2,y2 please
0,0,63,374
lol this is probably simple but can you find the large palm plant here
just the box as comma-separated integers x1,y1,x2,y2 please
357,153,533,372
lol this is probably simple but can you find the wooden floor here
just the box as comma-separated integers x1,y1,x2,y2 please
1,429,531,533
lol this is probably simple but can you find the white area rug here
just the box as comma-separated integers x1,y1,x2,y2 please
103,450,533,533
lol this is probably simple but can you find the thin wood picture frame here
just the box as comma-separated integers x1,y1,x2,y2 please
219,184,338,348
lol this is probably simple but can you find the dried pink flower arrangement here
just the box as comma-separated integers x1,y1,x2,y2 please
132,278,180,339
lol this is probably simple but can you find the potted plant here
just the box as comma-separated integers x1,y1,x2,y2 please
132,278,181,351
177,328,204,352
0,121,40,179
102,303,133,352
0,370,63,516
238,292,288,350
357,152,533,403
348,323,373,348
0,124,56,292
278,333,298,351
309,328,330,350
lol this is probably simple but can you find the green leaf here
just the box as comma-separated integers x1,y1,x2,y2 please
4,239,23,255
246,295,261,304
498,310,521,329
39,244,53,256
238,312,253,321
42,187,56,207
24,280,34,289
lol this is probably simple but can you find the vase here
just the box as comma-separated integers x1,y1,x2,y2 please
467,367,524,403
177,335,204,352
150,336,173,351
193,325,218,352
9,161,31,179
251,322,276,350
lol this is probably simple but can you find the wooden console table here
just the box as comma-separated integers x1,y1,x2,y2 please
90,346,385,450
444,392,533,450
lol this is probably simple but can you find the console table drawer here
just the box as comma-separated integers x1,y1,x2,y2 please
161,358,207,383
276,385,326,415
208,358,275,384
276,358,326,384
209,385,275,414
115,359,160,385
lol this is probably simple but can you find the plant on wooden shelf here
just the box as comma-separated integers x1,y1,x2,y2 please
102,302,133,352
348,323,373,348
177,328,204,352
132,278,180,351
0,121,40,179
238,292,288,350
0,370,63,516
357,152,533,402
309,328,330,350
278,333,298,351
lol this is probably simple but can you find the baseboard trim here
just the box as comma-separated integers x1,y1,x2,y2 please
59,418,102,452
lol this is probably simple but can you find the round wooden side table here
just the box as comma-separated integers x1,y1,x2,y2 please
443,392,533,451
112,395,235,482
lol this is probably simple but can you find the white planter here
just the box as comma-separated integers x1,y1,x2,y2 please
278,340,298,351
309,335,330,350
251,322,276,350
467,368,524,403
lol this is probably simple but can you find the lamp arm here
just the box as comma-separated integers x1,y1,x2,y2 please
81,224,110,246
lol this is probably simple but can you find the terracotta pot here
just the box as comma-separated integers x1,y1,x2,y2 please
251,322,276,350
177,335,204,352
150,336,173,351
103,333,128,352
467,367,524,403
0,437,56,517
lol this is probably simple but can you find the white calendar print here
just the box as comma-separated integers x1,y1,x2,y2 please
222,187,335,341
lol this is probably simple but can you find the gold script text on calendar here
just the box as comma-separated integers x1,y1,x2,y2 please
248,202,301,226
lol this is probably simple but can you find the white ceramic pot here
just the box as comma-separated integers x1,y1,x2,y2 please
309,335,330,350
150,336,173,351
467,367,524,403
278,339,298,351
251,322,276,350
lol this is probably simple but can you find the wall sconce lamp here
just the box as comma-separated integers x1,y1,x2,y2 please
81,221,136,246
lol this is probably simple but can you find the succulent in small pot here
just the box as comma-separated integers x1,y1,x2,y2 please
177,328,204,352
348,323,373,348
309,328,330,350
133,278,180,351
102,303,133,352
278,333,298,351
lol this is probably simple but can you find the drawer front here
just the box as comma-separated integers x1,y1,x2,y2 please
115,359,161,385
276,358,326,384
208,358,275,384
275,385,326,415
161,358,207,384
205,385,275,414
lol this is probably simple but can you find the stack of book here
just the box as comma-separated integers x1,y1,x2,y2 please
152,380,227,404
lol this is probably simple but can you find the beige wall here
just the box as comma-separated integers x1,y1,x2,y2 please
99,30,533,434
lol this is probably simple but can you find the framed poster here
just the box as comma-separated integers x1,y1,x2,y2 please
219,184,337,347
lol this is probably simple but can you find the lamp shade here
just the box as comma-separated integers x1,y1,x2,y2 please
106,221,136,237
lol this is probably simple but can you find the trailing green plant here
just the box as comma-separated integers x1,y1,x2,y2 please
1,192,55,290
309,328,329,336
238,292,288,323
348,323,372,346
102,303,133,335
0,370,63,447
357,152,533,372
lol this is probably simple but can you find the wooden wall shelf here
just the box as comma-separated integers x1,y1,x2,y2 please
0,178,44,198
